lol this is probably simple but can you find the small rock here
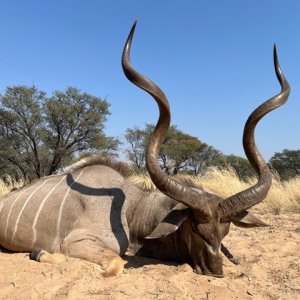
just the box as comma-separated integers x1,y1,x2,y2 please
294,227,300,234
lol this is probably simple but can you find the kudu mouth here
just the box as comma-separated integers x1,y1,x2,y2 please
194,264,224,278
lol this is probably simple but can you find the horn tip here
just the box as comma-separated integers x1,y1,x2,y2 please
273,43,278,61
130,20,138,33
273,43,281,79
128,20,138,42
122,20,138,61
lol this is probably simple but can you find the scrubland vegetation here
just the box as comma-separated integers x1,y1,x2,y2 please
129,167,300,214
0,175,27,196
1,166,299,214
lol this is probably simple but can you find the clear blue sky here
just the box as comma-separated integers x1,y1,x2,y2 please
0,1,299,160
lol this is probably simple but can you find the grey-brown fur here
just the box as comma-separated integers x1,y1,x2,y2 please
61,156,133,178
0,158,196,273
0,156,237,275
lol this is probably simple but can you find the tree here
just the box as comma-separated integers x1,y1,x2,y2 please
269,149,300,180
0,85,120,180
42,87,120,174
211,154,256,181
188,145,223,175
160,126,204,174
0,86,45,179
125,124,205,174
124,126,148,171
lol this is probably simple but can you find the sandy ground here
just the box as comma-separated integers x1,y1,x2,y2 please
0,212,299,300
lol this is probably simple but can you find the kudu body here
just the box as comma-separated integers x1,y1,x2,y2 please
0,22,290,277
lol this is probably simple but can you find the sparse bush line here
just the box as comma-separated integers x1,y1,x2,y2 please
129,167,300,214
1,167,298,214
0,175,27,196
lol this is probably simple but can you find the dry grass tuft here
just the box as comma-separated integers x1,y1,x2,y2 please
1,168,299,214
0,175,27,197
129,167,300,214
258,176,300,214
196,167,253,198
128,174,157,191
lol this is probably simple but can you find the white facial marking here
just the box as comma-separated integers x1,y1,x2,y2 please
31,175,67,246
203,240,220,255
11,178,52,245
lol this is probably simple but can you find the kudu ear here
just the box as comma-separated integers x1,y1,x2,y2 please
231,210,269,228
145,203,190,239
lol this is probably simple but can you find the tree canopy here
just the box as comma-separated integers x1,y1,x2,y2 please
0,85,120,180
210,154,256,181
125,124,221,175
124,124,260,180
269,149,300,181
1,87,298,182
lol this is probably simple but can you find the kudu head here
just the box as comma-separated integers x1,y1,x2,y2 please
122,21,290,277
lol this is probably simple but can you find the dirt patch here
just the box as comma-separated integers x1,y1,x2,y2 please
0,213,299,299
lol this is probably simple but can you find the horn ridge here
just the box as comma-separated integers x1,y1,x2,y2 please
122,21,214,218
219,46,290,219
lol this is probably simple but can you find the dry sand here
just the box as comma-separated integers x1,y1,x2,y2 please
0,212,299,300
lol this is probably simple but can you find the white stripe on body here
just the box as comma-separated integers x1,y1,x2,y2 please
31,175,67,246
4,188,30,240
53,170,85,247
1,192,18,207
11,178,52,246
0,192,19,217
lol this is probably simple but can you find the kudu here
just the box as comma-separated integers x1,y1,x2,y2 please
0,21,290,277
